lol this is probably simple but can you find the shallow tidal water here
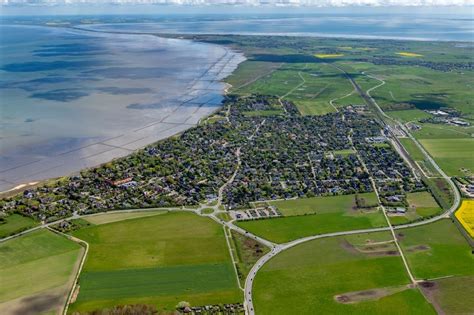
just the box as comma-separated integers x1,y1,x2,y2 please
0,25,244,191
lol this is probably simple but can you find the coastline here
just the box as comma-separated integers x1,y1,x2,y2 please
0,28,246,194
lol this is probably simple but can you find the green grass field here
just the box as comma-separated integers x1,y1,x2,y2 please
270,192,379,216
235,62,359,116
388,109,432,123
69,211,241,313
430,275,474,314
236,210,387,244
0,214,37,238
253,232,435,314
226,61,281,92
398,219,474,280
399,138,425,161
235,193,385,243
84,210,167,225
418,138,474,176
0,229,82,314
413,123,474,139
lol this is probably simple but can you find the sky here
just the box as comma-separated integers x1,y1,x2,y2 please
2,0,474,5
1,0,473,17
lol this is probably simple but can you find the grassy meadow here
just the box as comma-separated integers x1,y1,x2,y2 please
269,192,379,216
236,211,387,244
429,275,474,314
398,219,474,280
0,229,82,314
0,213,37,238
253,232,435,314
69,211,241,313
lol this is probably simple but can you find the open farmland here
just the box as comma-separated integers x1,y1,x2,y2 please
0,229,83,315
427,275,474,315
253,232,435,314
398,219,474,280
83,209,168,225
269,192,379,216
455,200,474,237
0,213,37,238
418,139,474,177
235,62,358,116
69,211,242,313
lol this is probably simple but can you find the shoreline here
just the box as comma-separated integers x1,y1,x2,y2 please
0,27,246,195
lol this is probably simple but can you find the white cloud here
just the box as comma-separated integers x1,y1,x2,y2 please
1,0,473,6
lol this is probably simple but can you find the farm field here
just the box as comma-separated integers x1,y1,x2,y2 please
0,229,83,315
253,232,435,314
83,209,168,225
0,213,37,238
418,138,474,177
269,192,379,216
455,200,474,237
398,219,474,280
388,109,431,123
413,123,474,139
236,207,387,243
428,275,474,315
69,211,242,313
236,62,357,116
367,66,474,116
226,61,281,92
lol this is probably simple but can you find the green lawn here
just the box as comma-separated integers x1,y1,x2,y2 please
0,229,82,314
398,219,474,280
0,214,37,238
419,138,474,176
69,212,241,313
236,209,387,244
253,232,435,314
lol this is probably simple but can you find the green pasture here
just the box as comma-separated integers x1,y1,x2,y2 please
0,213,37,238
418,138,474,176
269,192,378,216
69,212,241,312
398,219,474,280
0,229,82,313
253,232,434,314
236,209,387,244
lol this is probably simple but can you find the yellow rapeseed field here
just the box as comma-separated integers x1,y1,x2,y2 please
396,52,424,57
455,200,474,237
314,53,344,58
